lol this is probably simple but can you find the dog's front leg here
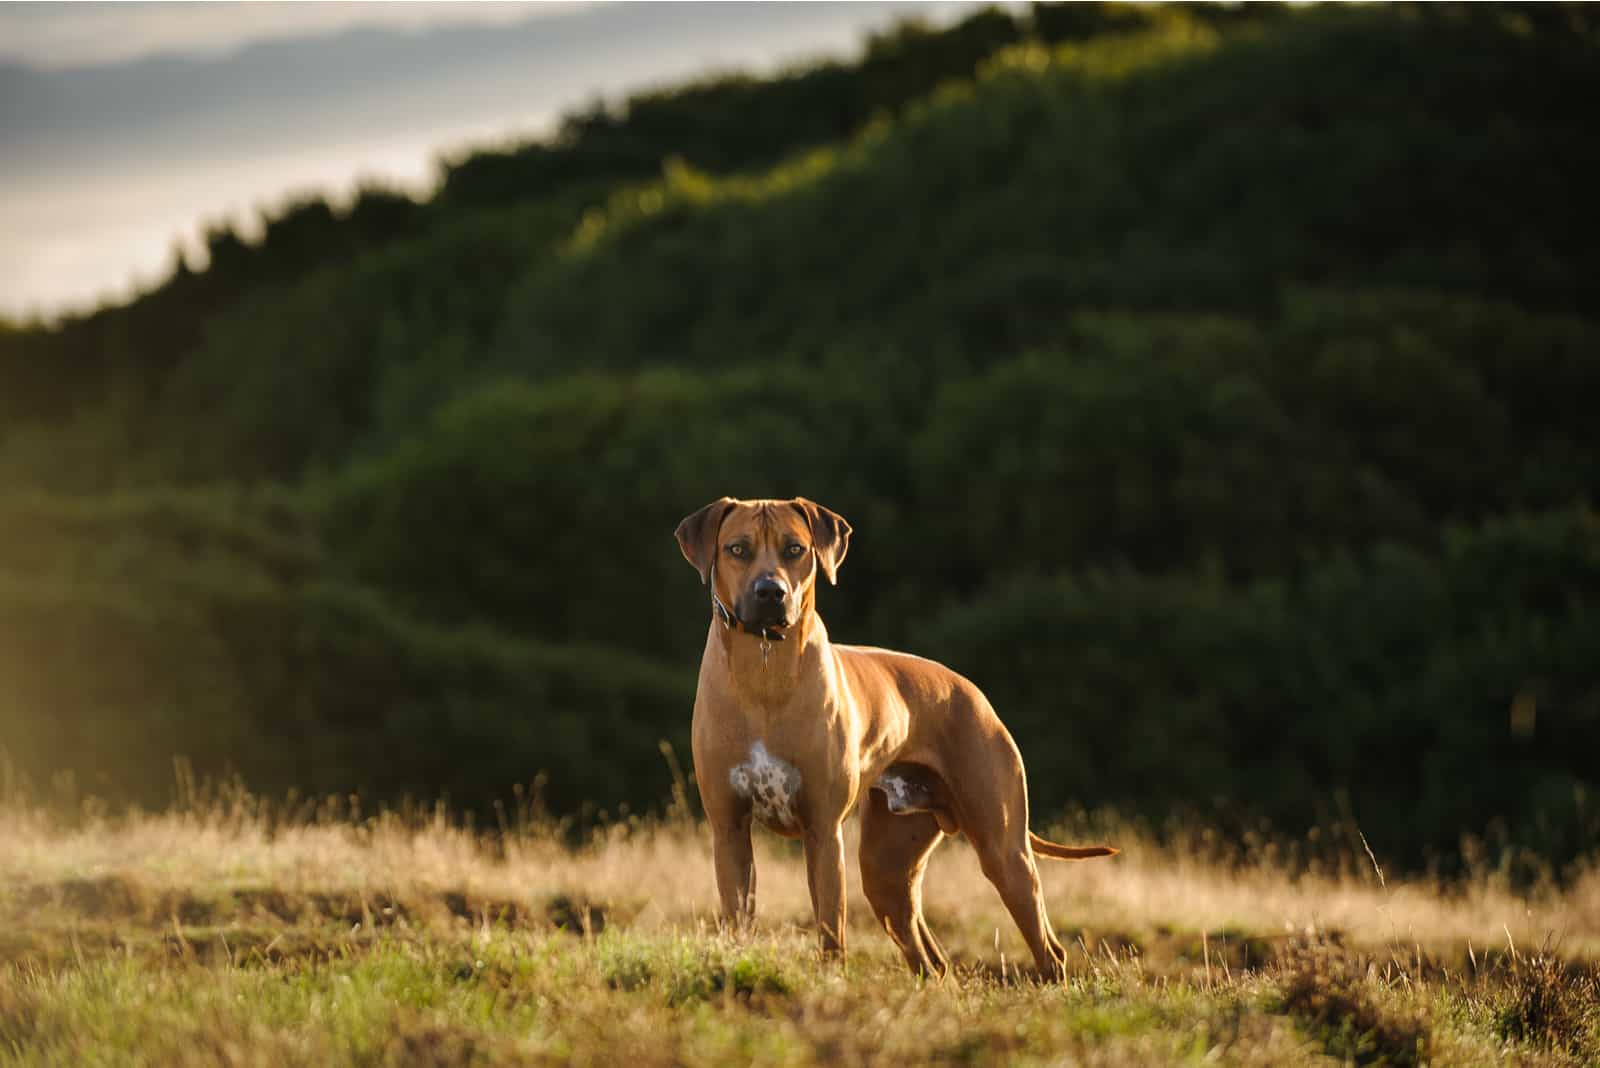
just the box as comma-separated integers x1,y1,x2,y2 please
711,811,756,928
803,821,847,958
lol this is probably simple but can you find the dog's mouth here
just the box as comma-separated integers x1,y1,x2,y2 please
739,603,793,633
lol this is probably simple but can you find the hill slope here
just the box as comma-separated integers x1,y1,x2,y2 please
0,4,1596,869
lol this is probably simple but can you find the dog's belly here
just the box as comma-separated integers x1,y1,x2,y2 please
729,740,803,834
875,767,937,815
871,761,960,834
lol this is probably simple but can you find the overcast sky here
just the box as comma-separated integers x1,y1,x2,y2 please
2,1,997,320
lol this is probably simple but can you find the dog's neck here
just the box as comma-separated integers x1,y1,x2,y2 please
708,602,829,708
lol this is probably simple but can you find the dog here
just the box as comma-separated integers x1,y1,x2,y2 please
675,496,1116,979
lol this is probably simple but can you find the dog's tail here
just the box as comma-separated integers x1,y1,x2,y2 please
1029,831,1119,860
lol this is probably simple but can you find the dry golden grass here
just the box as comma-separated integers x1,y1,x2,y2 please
5,795,1594,960
2,790,1598,1066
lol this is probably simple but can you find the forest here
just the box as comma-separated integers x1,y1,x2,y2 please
1,2,1596,874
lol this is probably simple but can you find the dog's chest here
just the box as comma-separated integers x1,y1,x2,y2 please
728,741,802,830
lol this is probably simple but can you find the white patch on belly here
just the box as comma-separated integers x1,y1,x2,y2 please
875,771,934,815
729,741,801,827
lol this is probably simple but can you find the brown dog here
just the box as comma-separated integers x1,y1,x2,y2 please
675,496,1116,979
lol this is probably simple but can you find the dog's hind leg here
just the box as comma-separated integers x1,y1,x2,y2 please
975,835,1067,981
938,711,1071,981
962,767,1068,980
859,788,949,979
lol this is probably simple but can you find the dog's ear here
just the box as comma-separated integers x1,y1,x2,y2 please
675,497,737,585
791,497,852,585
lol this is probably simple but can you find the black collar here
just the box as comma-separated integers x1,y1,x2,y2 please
709,563,788,642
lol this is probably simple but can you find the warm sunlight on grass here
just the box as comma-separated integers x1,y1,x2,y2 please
4,796,1595,961
3,789,1596,1066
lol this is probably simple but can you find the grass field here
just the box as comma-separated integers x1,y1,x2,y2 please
2,786,1597,1066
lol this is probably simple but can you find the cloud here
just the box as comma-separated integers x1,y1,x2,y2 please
0,2,596,70
1,1,996,316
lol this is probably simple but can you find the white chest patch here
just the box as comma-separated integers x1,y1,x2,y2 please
729,741,801,828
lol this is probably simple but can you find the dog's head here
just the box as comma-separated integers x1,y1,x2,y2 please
674,496,851,633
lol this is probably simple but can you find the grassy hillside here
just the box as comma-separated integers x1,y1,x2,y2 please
1,4,1597,870
2,797,1597,1065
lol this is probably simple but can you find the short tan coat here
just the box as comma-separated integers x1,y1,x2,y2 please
676,496,1115,979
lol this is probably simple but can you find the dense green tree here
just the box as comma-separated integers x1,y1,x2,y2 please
0,4,1595,870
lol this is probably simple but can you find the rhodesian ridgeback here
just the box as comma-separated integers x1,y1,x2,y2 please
675,496,1116,980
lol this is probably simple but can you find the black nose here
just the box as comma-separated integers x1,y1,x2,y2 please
753,578,786,603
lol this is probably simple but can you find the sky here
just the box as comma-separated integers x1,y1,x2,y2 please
1,1,998,320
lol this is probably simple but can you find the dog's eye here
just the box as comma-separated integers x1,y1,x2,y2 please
727,544,747,558
784,543,806,558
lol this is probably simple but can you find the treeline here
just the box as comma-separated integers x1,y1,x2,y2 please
0,3,1246,438
0,490,690,815
1,4,1597,871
